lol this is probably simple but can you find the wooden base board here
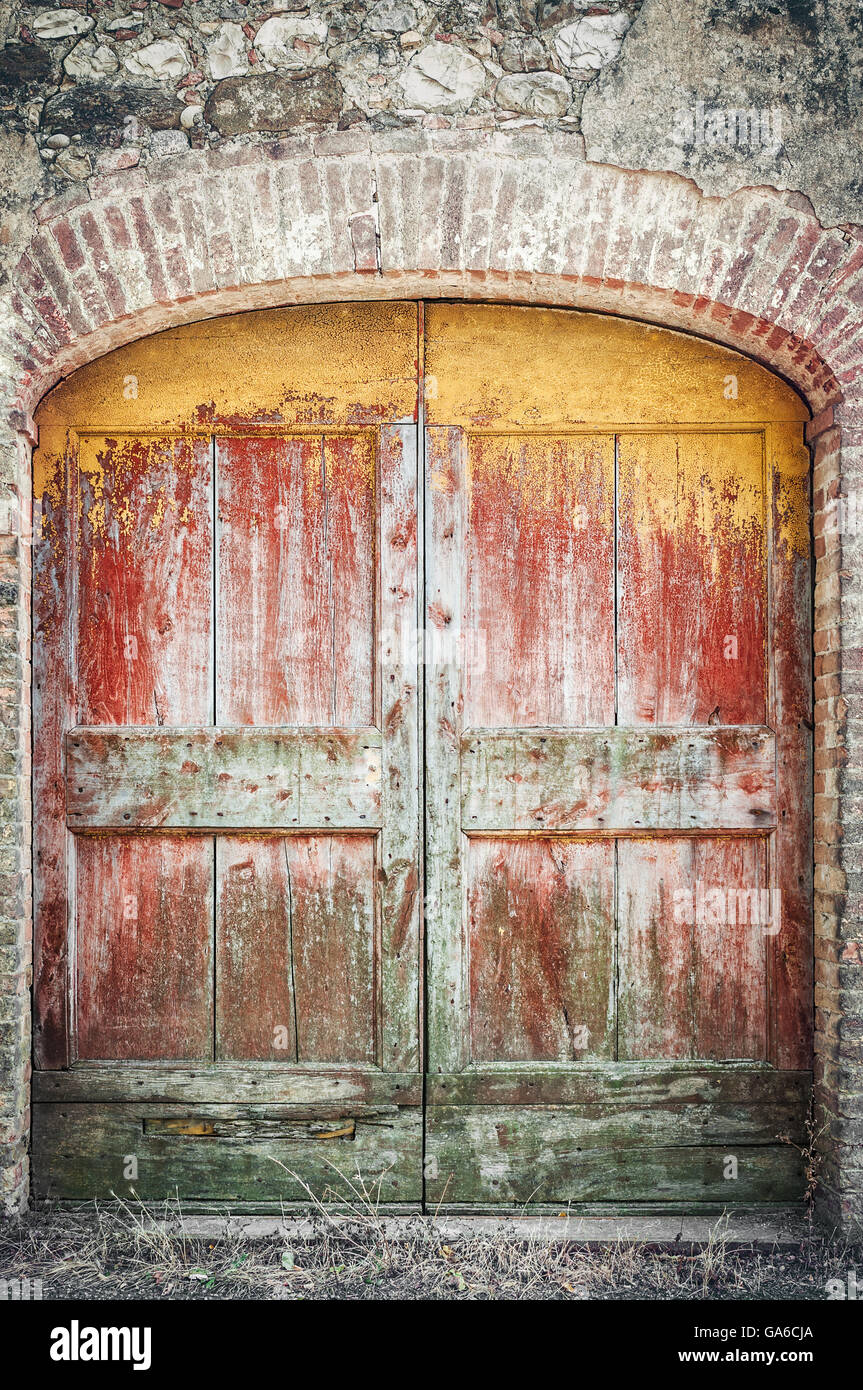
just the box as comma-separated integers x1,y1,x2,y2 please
32,1103,423,1205
32,1066,811,1209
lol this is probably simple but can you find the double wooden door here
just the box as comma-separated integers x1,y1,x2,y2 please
32,302,812,1209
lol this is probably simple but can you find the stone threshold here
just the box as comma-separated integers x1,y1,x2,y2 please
136,1209,817,1245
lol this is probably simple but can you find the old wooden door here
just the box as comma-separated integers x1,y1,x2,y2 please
32,303,423,1206
33,301,811,1211
423,305,812,1209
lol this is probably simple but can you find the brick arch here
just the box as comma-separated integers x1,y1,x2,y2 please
3,131,862,1224
6,132,857,414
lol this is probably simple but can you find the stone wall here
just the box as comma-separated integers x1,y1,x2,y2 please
1,0,863,1225
2,2,641,176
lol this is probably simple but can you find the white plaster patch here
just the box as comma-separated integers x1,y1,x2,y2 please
63,41,119,81
124,40,191,82
206,23,248,81
32,9,94,40
401,41,487,111
555,13,630,70
254,14,329,70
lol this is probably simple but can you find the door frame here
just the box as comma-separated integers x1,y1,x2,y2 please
23,293,822,1217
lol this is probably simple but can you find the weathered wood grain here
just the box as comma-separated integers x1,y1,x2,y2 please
66,726,382,829
379,424,421,1073
461,727,776,832
424,425,469,1073
618,837,769,1061
285,834,377,1064
617,432,767,727
32,1103,423,1205
216,832,380,1065
425,1106,804,1205
216,434,375,727
467,837,615,1061
463,434,615,726
75,835,214,1061
215,836,297,1062
75,434,213,727
427,1065,810,1108
34,1067,422,1105
142,1116,361,1140
33,1062,805,1111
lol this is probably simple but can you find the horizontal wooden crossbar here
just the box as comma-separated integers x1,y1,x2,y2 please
461,727,776,833
66,727,382,831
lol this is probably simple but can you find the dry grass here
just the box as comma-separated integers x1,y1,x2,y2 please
0,1187,856,1301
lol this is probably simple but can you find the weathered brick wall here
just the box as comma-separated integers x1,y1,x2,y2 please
1,0,863,1223
0,416,33,1217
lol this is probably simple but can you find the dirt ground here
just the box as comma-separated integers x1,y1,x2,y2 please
0,1202,857,1301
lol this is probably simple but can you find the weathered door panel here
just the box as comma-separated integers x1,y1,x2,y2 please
467,837,615,1063
33,304,422,1206
32,1104,422,1209
424,1107,804,1207
215,833,377,1064
617,836,769,1062
616,431,767,726
463,434,615,727
76,835,214,1062
215,433,376,727
423,303,811,1209
70,432,215,1065
75,434,214,727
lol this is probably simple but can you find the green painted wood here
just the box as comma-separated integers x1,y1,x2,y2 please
33,1066,422,1106
461,727,776,833
65,726,382,830
426,1065,811,1108
32,1103,423,1204
425,1106,804,1206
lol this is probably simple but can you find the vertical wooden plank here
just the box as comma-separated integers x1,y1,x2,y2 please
33,437,73,1068
467,837,615,1062
76,835,213,1061
617,432,766,726
216,837,297,1061
618,837,769,1061
322,434,376,727
379,424,421,1072
217,435,325,726
289,835,377,1064
465,434,615,726
768,423,813,1069
76,435,213,726
425,425,468,1073
216,434,374,726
